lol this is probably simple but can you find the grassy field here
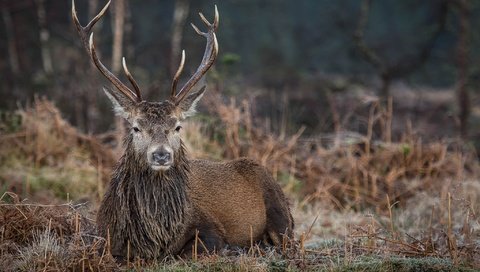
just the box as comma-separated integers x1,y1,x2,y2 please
0,98,479,271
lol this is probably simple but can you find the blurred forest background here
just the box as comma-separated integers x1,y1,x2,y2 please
1,0,479,147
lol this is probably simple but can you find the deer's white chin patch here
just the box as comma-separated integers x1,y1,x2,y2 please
151,165,171,171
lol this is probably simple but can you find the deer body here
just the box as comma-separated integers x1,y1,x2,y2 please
72,1,293,260
98,156,291,259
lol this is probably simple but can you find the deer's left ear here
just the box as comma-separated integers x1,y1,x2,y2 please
103,87,136,121
177,86,206,119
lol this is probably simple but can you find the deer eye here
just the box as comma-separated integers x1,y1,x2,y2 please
132,127,140,132
175,126,182,132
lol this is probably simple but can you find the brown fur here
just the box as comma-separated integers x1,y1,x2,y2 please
96,102,294,260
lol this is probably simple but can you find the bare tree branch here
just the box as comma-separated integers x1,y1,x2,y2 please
354,0,448,99
354,0,384,72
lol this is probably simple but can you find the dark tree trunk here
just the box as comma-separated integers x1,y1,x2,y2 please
2,7,20,76
455,0,471,140
111,0,125,74
170,0,190,77
124,0,134,62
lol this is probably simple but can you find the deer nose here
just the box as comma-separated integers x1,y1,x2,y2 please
152,150,171,165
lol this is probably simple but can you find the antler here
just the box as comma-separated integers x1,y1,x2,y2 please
72,0,142,102
171,5,219,105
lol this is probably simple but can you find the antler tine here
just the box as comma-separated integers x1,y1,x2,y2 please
213,5,219,30
72,0,141,103
174,5,219,105
72,0,110,54
88,34,138,102
198,13,211,28
122,57,142,100
197,5,219,31
171,50,186,98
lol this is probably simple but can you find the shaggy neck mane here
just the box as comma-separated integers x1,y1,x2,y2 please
113,136,191,258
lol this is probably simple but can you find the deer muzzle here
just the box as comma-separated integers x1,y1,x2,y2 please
149,146,173,171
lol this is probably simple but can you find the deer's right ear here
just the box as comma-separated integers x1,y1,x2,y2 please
176,86,206,119
103,87,135,120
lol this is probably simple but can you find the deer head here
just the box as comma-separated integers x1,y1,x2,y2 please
72,0,218,171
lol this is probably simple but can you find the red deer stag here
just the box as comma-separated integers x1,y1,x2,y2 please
72,0,293,259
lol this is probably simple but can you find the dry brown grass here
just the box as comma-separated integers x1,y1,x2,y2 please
0,193,118,271
292,179,480,268
0,98,115,203
1,193,477,271
296,139,477,210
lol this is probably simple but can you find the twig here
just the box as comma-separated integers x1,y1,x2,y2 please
0,202,88,210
